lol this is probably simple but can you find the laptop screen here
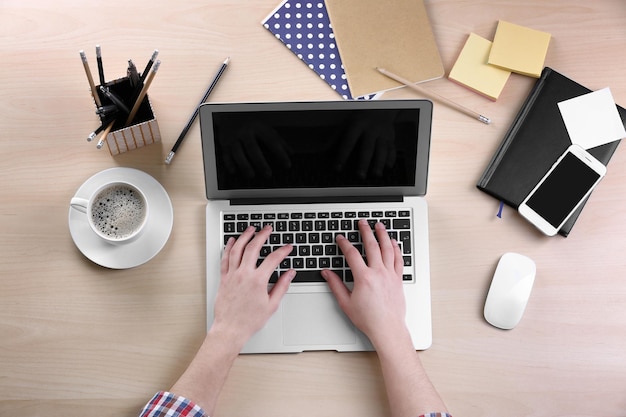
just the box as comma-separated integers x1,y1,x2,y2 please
200,100,432,200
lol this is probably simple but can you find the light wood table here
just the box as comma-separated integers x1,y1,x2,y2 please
1,1,625,416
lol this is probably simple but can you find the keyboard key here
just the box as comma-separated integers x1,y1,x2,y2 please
400,231,412,254
276,221,287,232
290,270,325,282
293,258,304,269
393,218,411,229
309,233,320,243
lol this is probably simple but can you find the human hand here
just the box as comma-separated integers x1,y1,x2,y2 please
333,116,396,179
321,220,407,347
219,120,292,179
212,225,295,348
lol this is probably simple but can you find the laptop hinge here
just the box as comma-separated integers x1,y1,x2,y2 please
231,195,404,206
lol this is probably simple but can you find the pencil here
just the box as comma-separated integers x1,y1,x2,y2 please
79,50,102,107
376,67,491,124
139,49,159,85
165,57,230,165
125,60,161,126
96,45,105,85
96,120,115,149
87,118,113,142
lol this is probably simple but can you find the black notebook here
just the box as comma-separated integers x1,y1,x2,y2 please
477,67,626,236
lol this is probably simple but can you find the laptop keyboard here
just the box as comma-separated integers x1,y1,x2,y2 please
222,209,414,284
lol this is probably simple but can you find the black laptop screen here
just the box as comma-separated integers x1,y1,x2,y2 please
211,108,420,190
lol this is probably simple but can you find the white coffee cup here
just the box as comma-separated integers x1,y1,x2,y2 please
70,181,149,245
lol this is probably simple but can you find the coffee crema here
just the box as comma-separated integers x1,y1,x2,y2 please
91,184,146,240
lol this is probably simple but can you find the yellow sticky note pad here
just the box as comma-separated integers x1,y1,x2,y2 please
488,21,551,78
449,33,511,101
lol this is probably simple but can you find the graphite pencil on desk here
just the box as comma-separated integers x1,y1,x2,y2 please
377,67,491,124
165,57,230,164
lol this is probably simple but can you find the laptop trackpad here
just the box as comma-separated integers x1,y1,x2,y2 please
282,293,357,346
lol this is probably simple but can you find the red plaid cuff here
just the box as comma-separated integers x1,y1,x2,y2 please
139,391,207,417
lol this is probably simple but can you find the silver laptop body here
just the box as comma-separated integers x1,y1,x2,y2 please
200,100,433,353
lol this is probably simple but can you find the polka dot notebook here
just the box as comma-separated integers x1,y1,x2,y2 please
262,0,374,100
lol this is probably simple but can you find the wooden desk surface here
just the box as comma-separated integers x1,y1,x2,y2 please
1,1,625,416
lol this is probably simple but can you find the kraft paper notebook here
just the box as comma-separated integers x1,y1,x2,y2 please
448,33,512,101
477,67,625,237
262,0,375,100
325,0,444,98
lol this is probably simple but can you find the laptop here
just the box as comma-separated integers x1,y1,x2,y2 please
199,99,433,353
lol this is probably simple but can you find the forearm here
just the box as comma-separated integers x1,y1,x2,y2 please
373,327,448,417
169,324,244,416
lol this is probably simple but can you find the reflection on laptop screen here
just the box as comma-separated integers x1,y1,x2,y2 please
212,109,420,190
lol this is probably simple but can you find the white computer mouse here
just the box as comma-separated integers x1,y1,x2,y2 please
484,252,536,330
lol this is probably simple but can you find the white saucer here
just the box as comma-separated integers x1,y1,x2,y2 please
69,167,173,269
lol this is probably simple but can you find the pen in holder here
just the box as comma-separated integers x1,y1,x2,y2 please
95,77,161,156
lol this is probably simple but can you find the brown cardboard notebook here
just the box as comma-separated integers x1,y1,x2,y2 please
325,0,444,98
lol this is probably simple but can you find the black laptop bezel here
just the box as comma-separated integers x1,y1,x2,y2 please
199,100,432,202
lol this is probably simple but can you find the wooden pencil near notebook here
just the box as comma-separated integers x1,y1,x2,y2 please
377,67,491,125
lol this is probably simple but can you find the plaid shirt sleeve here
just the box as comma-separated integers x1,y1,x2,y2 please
139,391,208,417
138,391,451,417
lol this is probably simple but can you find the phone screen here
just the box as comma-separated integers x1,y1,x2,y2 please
525,151,602,228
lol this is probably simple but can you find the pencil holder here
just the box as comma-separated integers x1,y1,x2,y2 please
96,77,161,156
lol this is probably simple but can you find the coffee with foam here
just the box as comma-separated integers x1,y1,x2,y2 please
90,184,146,240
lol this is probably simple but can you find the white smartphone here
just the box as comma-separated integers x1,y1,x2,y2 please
518,144,607,236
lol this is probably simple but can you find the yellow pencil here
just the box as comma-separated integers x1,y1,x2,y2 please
376,67,491,124
96,120,115,150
